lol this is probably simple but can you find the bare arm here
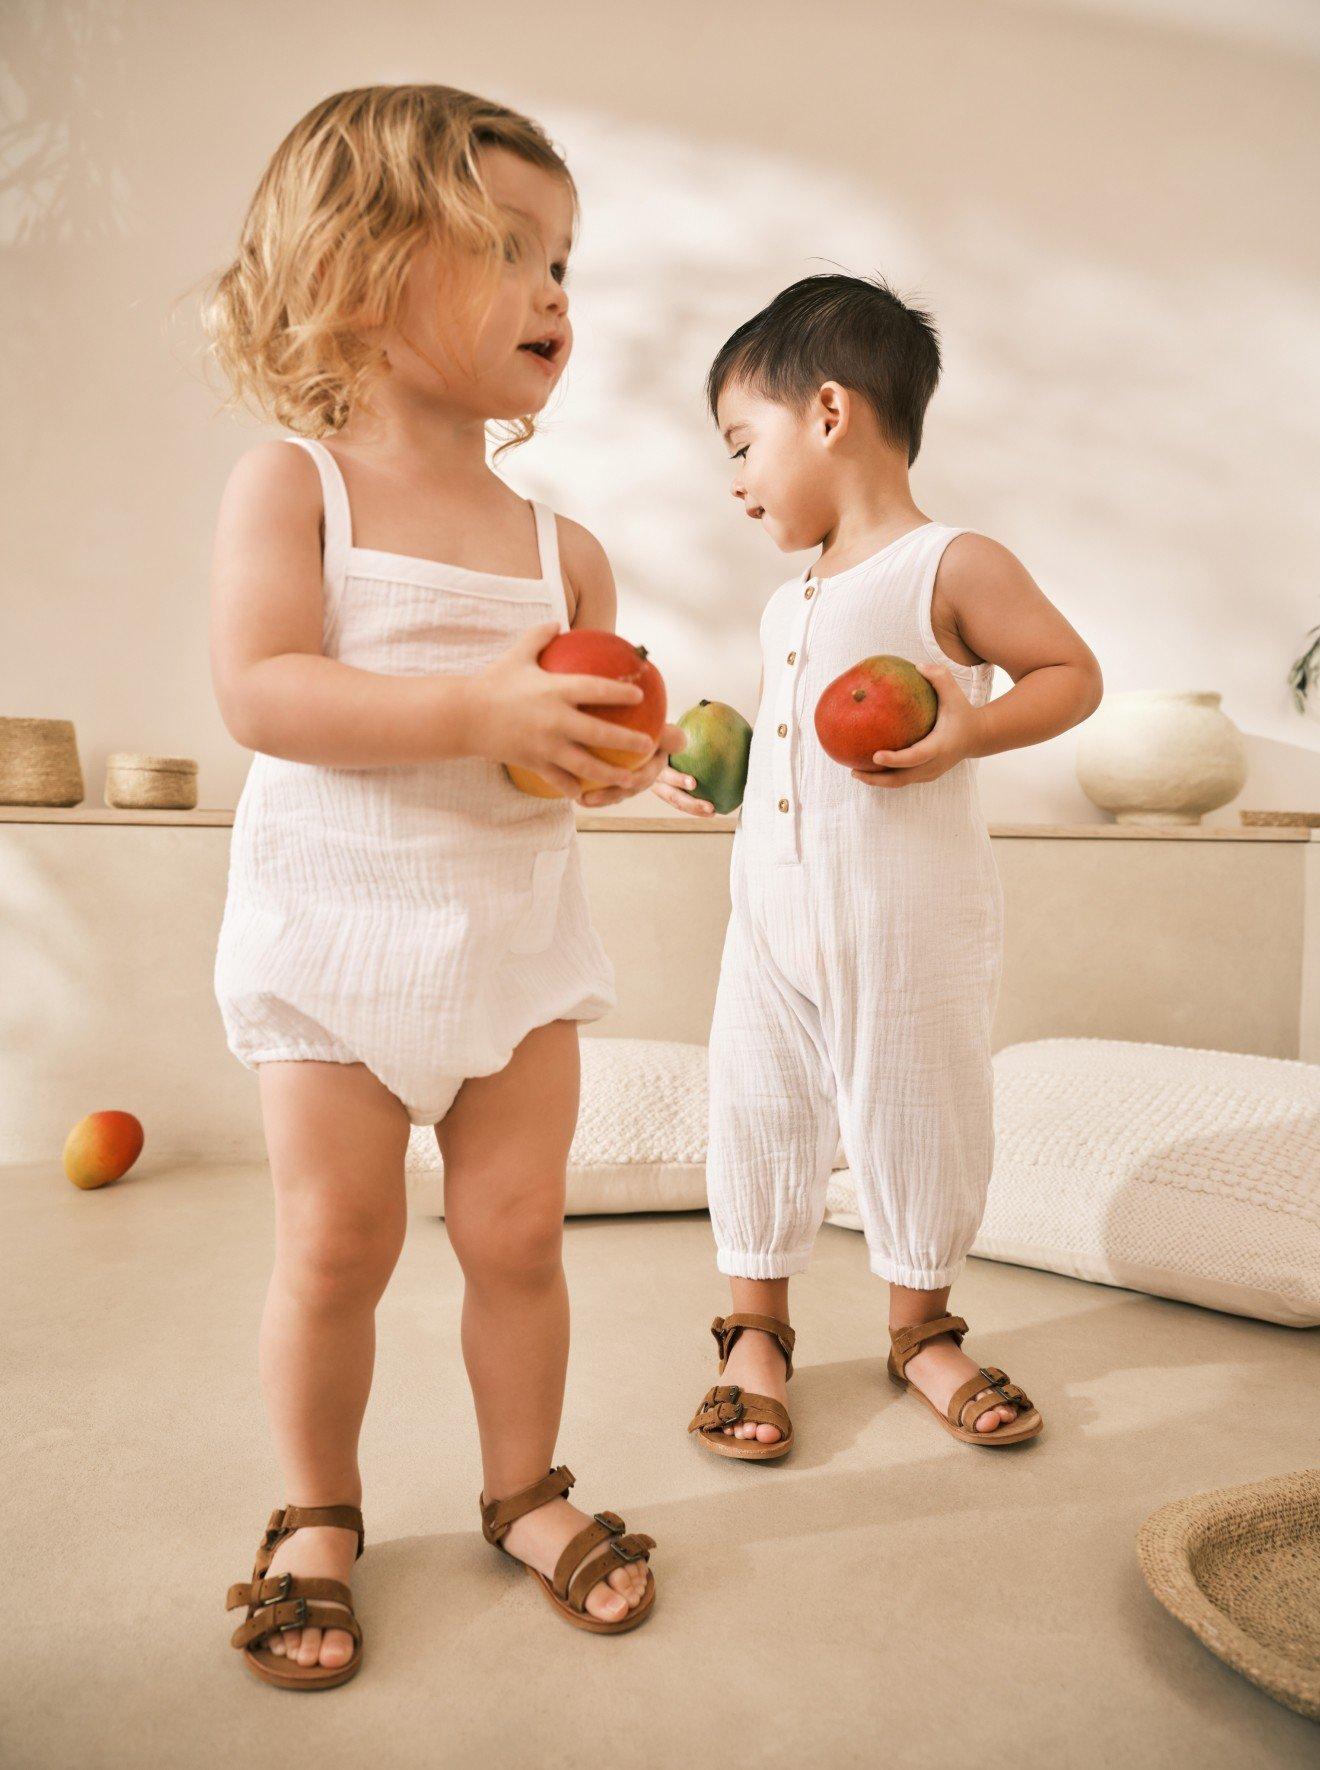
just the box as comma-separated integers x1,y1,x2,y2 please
209,445,655,796
557,516,685,809
939,534,1103,759
858,534,1102,787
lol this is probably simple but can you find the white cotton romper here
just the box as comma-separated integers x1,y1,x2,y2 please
706,522,1005,1290
214,438,616,1125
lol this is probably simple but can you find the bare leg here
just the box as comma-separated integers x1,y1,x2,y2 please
255,1060,410,1668
717,1276,792,1444
888,1282,1018,1432
438,1020,645,1624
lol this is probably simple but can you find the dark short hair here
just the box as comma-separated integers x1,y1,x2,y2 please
706,273,942,465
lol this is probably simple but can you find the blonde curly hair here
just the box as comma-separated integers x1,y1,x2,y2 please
202,85,575,449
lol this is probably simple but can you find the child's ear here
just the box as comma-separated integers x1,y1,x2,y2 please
817,380,851,447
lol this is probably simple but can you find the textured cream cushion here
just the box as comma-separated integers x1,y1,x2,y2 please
826,1038,1320,1327
407,1038,709,1216
407,1035,846,1215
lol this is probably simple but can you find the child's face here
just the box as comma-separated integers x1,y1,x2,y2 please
716,382,837,552
387,148,575,423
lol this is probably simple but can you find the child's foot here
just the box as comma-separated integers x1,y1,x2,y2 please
262,1525,358,1669
717,1326,790,1445
501,1497,649,1624
898,1331,1020,1433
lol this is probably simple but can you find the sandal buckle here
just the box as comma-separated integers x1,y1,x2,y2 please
979,1367,1019,1408
279,1597,308,1631
263,1571,293,1606
592,1511,625,1536
609,1538,646,1564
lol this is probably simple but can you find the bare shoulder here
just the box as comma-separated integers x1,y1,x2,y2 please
218,438,322,531
556,513,616,628
935,531,1034,597
933,529,1098,681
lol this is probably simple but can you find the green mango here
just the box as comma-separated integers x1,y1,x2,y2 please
670,699,753,814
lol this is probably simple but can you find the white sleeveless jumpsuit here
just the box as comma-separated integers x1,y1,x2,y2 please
214,438,616,1124
706,523,1004,1290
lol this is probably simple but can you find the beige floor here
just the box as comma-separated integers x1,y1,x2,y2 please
3,1160,1316,1769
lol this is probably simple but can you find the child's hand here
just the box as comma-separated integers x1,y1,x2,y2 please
851,663,986,788
469,622,657,800
648,762,717,817
580,724,689,810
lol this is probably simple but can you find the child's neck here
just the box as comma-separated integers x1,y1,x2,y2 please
812,458,927,579
336,383,491,482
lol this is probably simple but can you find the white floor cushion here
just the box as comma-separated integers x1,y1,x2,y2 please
826,1039,1320,1327
407,1035,848,1216
407,1038,709,1217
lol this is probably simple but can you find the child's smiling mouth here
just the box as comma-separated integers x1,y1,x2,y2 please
518,332,565,370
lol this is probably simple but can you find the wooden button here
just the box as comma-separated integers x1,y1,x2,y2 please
804,584,816,599
777,723,788,737
787,651,796,665
778,798,790,812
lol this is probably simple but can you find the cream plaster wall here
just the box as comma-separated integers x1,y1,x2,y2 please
3,1,1319,820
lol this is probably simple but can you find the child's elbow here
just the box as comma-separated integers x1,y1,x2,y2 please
214,670,269,754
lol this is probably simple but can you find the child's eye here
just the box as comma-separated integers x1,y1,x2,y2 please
551,261,569,286
730,446,748,462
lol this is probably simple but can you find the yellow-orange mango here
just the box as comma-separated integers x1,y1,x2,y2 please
63,1111,144,1189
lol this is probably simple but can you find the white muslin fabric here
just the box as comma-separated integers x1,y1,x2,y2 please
706,523,1004,1289
214,438,616,1124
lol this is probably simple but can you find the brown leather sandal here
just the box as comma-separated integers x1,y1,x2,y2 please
480,1465,656,1635
225,1503,365,1690
688,1312,795,1462
887,1314,1042,1447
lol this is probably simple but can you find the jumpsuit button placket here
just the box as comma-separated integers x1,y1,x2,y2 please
771,577,821,864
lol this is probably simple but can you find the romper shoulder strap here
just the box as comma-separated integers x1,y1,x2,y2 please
531,500,570,630
284,437,353,595
913,523,969,669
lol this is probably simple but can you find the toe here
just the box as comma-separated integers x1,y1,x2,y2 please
267,1632,288,1657
321,1626,354,1667
754,1423,782,1443
295,1626,324,1667
973,1396,1017,1432
607,1564,642,1610
584,1577,630,1625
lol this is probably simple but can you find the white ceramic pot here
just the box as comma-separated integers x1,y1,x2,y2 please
1076,691,1247,826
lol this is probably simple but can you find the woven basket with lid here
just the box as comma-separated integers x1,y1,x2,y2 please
104,752,198,810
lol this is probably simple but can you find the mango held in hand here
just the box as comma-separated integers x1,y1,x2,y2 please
63,1110,144,1189
670,700,753,814
507,629,667,799
814,655,937,769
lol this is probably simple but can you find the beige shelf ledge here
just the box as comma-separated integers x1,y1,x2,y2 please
0,804,1314,840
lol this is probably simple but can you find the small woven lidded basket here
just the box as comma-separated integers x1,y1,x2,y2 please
104,752,198,810
1137,1468,1320,1721
0,717,85,806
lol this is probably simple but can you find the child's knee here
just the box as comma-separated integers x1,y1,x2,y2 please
446,1174,564,1284
276,1206,402,1308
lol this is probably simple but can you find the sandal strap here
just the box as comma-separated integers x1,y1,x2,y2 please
949,1367,1032,1430
887,1314,968,1382
687,1385,790,1438
480,1465,575,1545
552,1512,622,1600
711,1313,796,1380
230,1597,362,1651
253,1503,364,1575
226,1573,354,1613
565,1531,655,1614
